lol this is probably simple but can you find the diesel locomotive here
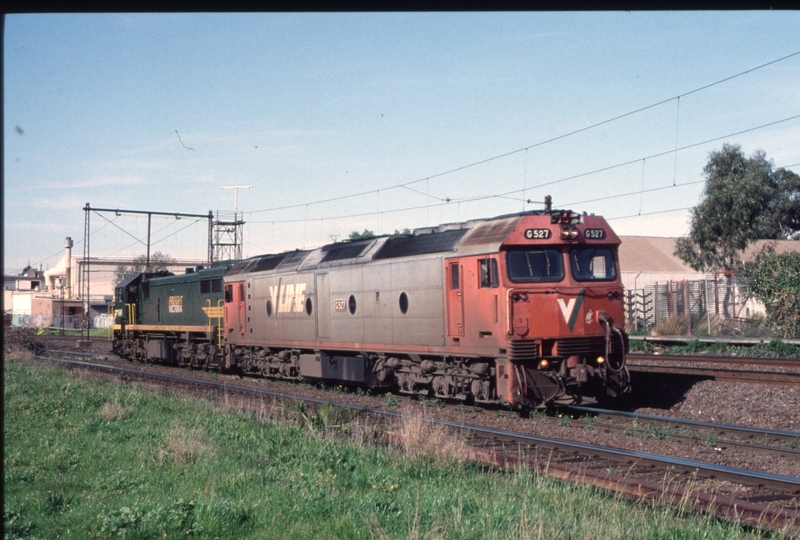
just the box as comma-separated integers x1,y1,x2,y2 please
113,204,630,408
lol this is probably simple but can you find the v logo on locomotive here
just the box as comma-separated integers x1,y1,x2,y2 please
557,291,585,332
557,298,576,324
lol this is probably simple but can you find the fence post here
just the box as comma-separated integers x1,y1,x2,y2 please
654,282,659,328
684,280,691,335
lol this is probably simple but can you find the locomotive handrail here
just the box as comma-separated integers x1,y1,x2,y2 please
507,289,514,336
126,303,136,327
217,299,224,348
204,298,225,348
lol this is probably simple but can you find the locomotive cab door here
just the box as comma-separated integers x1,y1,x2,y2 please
224,282,247,338
446,259,464,340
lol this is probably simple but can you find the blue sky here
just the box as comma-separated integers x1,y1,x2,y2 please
5,12,800,274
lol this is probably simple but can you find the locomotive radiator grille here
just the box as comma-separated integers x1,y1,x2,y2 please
554,335,627,357
509,340,540,361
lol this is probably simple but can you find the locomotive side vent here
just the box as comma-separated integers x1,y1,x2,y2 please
554,336,626,356
509,340,540,361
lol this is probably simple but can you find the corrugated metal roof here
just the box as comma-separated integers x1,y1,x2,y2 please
617,237,694,272
617,237,800,273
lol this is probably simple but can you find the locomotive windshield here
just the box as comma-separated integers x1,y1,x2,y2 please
506,249,564,283
569,248,616,281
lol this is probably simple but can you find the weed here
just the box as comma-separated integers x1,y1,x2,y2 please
100,400,128,421
494,410,505,419
583,416,594,431
395,408,468,464
383,394,398,408
654,316,687,336
530,408,549,423
643,423,674,441
623,418,640,437
155,423,213,466
557,415,570,427
786,438,800,450
98,505,143,537
455,403,465,413
45,489,70,514
4,505,35,538
705,431,718,448
422,397,442,409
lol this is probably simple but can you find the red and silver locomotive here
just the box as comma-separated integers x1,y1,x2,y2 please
220,203,630,407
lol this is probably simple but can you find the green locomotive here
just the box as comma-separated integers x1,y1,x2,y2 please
112,261,236,368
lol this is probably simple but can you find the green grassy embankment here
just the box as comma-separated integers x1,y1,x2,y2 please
630,338,800,358
4,354,775,539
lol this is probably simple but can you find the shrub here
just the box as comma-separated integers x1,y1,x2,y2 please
654,316,687,336
747,252,800,338
3,327,45,355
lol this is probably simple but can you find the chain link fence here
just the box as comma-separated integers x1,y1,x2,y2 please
625,274,758,336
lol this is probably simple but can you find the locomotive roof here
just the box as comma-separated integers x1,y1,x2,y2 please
128,262,235,287
226,208,616,277
115,270,172,290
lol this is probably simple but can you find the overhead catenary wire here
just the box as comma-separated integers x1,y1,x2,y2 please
245,114,799,227
246,50,800,217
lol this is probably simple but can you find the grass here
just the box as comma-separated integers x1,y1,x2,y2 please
4,354,784,539
35,327,108,338
629,338,800,359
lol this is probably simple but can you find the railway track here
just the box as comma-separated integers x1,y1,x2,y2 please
35,350,800,532
560,405,800,458
627,353,800,386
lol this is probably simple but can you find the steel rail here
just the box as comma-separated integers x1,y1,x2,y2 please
628,335,800,347
627,363,800,386
628,353,800,368
561,405,800,458
567,405,800,443
37,354,800,494
468,447,800,531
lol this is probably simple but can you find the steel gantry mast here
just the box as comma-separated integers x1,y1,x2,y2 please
81,204,214,340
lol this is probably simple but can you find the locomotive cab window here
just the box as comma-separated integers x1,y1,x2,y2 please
450,263,460,290
569,248,616,281
201,278,222,294
506,249,564,283
224,284,233,303
479,258,499,288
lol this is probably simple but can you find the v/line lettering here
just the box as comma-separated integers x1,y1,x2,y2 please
268,283,308,313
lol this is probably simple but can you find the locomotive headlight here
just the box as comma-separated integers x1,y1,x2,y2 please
520,293,528,301
560,226,579,241
538,359,549,370
596,356,605,364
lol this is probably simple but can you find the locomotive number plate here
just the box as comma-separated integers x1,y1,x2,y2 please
525,228,552,240
168,295,183,313
334,299,347,312
583,229,606,239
